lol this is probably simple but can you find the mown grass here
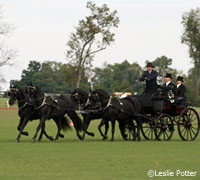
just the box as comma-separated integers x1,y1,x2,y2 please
0,109,200,180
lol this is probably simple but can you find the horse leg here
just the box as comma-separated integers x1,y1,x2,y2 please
83,115,95,139
66,111,83,140
16,116,30,143
98,119,107,140
53,118,62,142
111,120,116,141
32,118,46,142
137,119,141,141
17,117,29,136
118,119,127,140
38,123,54,142
133,119,141,141
104,120,109,139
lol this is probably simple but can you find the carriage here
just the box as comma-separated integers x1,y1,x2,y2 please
124,91,200,141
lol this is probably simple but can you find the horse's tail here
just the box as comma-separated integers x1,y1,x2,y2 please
66,110,83,132
60,116,71,131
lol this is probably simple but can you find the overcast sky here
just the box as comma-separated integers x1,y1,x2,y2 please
1,0,200,90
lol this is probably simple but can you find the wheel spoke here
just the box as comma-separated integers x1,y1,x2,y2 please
188,129,193,140
181,127,186,134
183,128,187,138
151,129,153,139
190,127,197,135
164,131,169,140
144,127,150,134
191,126,198,131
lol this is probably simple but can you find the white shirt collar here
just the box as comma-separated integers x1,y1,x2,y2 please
166,81,171,86
177,84,181,88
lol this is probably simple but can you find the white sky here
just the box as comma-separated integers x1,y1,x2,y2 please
0,0,200,90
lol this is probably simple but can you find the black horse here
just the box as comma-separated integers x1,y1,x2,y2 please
90,89,143,141
26,83,83,142
71,88,110,140
8,85,54,142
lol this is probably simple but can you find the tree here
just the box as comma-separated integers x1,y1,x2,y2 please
152,56,173,84
0,5,16,86
181,7,200,95
66,1,119,88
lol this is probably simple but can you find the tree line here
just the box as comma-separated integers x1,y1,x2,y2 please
10,55,197,106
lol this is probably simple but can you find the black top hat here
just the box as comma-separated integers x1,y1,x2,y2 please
165,73,172,79
176,76,184,82
146,62,154,67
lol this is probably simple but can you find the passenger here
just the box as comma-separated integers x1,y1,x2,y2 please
161,73,176,100
176,76,186,104
139,62,158,95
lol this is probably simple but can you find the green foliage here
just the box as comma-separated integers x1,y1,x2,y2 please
181,8,200,95
152,56,174,84
92,60,143,94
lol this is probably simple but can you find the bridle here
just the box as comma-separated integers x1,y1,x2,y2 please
72,92,90,110
9,87,32,110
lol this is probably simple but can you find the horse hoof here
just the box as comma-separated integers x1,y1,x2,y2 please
90,133,95,137
54,139,58,143
49,136,54,141
102,136,108,140
138,137,141,141
16,139,20,143
31,139,36,143
59,134,64,138
38,139,41,142
22,132,29,136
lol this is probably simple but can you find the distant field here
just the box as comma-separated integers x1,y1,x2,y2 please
0,97,17,108
0,108,200,180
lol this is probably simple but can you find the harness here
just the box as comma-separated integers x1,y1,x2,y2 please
103,96,112,110
35,96,47,109
81,97,90,108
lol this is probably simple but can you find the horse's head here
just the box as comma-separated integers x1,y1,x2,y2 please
8,84,19,105
71,88,89,109
90,89,109,110
26,82,37,99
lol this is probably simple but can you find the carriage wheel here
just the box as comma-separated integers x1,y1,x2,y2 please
123,120,136,140
155,114,174,141
178,108,200,141
141,121,157,140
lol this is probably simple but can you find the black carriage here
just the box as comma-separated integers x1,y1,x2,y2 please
124,92,200,141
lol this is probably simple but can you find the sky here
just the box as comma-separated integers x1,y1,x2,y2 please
0,0,200,90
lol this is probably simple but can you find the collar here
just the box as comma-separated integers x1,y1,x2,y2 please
166,81,171,86
177,84,182,88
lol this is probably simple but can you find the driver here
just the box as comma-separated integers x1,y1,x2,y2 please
140,62,158,95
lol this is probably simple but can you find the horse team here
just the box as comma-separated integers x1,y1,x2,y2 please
8,83,139,142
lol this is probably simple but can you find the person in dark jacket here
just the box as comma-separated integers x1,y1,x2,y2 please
140,62,158,95
176,76,186,103
162,73,176,99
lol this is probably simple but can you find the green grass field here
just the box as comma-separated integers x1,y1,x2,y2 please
0,106,200,179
